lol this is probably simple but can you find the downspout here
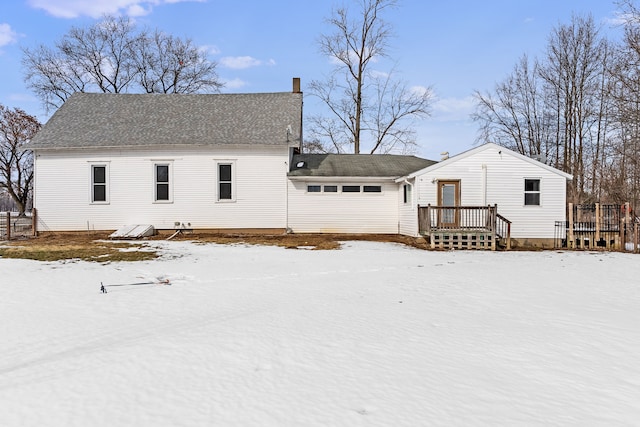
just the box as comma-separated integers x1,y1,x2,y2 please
482,164,487,205
32,152,38,213
285,159,290,233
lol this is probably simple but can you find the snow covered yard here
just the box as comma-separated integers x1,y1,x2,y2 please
1,240,639,426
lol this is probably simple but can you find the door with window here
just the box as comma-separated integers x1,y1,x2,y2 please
437,180,460,227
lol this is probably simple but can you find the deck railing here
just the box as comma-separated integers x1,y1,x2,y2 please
418,205,511,249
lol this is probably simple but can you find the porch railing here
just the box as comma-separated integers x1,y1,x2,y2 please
418,205,511,249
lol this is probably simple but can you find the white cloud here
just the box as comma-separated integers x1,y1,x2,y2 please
126,4,152,17
221,78,247,90
0,23,18,47
26,0,202,19
605,11,632,26
219,56,275,70
431,96,476,122
410,85,432,97
369,69,389,79
199,45,221,56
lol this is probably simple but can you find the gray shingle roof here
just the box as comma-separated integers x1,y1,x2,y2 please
28,92,303,150
288,153,436,178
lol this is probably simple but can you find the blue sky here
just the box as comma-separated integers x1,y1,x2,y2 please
0,0,625,159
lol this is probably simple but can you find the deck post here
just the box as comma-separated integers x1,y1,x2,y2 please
426,204,435,249
595,203,600,244
568,203,574,248
619,202,630,250
625,202,631,248
491,204,497,251
6,211,11,241
32,208,38,237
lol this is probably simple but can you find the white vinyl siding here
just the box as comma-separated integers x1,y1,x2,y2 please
398,181,417,236
33,146,288,231
287,180,399,234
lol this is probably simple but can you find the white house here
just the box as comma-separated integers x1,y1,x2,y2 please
28,82,572,248
397,142,573,247
28,82,303,233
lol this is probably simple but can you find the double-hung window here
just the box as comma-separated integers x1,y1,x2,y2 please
90,163,109,204
524,178,541,206
217,161,235,201
154,163,172,202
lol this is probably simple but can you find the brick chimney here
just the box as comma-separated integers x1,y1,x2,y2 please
292,77,301,93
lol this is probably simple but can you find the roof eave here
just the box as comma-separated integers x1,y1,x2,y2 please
287,175,399,182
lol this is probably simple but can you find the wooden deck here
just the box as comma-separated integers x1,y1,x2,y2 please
418,205,511,250
560,202,638,250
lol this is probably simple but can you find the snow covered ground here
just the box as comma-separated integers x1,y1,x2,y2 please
2,240,639,426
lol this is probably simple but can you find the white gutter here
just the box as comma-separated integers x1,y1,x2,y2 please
287,176,398,183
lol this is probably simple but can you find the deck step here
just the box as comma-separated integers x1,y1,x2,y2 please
429,231,496,250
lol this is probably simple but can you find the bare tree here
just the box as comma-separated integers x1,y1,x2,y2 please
475,15,610,203
472,4,640,209
473,55,552,158
133,30,222,94
608,30,640,209
22,15,222,112
0,105,41,215
308,0,432,154
538,15,608,202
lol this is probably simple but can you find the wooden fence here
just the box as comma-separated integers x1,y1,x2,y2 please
0,209,37,241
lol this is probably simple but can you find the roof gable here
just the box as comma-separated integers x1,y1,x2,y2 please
404,143,573,180
29,92,303,150
289,153,436,178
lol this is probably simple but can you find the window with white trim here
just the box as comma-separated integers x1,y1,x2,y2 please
524,178,540,206
91,163,108,203
304,183,383,195
154,163,172,202
217,161,235,201
342,185,360,193
403,184,412,204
